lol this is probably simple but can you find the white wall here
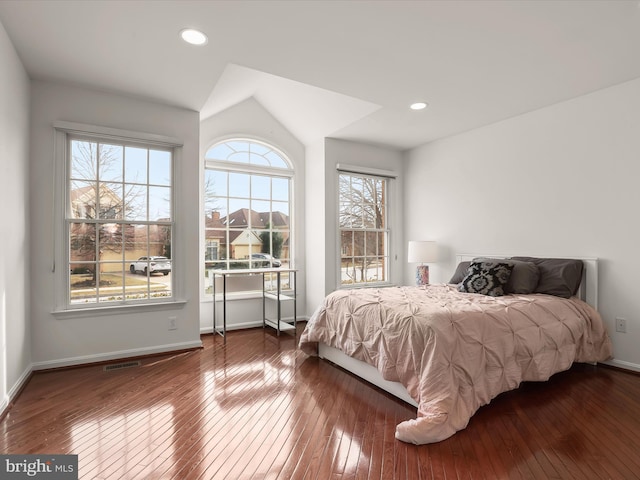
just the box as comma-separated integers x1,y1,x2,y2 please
304,140,328,312
29,81,201,368
199,97,306,330
305,138,404,314
405,77,640,371
0,20,31,409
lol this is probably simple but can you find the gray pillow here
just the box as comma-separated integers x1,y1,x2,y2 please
449,261,471,284
472,257,540,294
511,257,583,299
458,261,514,297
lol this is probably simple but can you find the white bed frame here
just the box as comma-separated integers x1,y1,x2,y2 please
318,255,598,408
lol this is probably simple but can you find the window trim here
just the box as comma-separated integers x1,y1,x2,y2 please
336,169,392,289
53,122,183,312
336,163,397,179
52,299,187,318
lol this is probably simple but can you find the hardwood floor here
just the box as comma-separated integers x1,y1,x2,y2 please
2,326,640,479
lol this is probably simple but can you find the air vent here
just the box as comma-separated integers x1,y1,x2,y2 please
103,361,141,371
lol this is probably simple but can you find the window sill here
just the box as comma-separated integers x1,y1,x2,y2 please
339,282,396,290
52,300,187,319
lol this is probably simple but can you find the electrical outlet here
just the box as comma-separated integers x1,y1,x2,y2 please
615,317,626,333
168,316,177,331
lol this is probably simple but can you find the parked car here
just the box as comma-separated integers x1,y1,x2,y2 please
129,256,171,275
250,253,281,268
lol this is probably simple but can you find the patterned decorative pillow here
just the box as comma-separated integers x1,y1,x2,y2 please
458,261,514,297
472,257,540,294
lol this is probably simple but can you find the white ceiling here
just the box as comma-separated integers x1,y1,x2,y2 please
2,0,640,150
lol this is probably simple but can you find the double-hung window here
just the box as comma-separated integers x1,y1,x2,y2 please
203,139,293,295
59,123,178,308
339,171,389,286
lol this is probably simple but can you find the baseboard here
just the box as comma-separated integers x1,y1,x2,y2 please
31,340,203,371
200,316,308,335
602,358,640,374
200,320,263,334
0,364,33,421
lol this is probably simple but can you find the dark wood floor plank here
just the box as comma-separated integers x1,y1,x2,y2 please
232,355,314,479
307,372,361,480
199,368,300,480
364,393,388,480
273,362,344,480
380,405,398,480
2,327,640,480
472,414,512,479
575,371,640,474
178,355,294,479
538,374,639,480
329,372,370,480
343,386,380,480
526,379,611,480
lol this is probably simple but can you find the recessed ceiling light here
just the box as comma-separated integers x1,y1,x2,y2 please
180,28,208,46
410,102,428,110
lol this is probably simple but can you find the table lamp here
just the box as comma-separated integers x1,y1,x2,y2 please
408,241,437,285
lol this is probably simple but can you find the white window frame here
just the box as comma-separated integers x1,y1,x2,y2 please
337,164,395,289
202,138,294,299
52,121,183,314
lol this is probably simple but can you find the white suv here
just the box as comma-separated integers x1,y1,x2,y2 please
250,253,282,268
129,256,171,275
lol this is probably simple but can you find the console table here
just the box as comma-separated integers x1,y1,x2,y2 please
210,268,297,341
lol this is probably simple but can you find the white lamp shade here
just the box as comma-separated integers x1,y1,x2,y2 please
408,241,438,263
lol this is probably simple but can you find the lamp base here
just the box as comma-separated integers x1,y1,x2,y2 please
415,265,430,286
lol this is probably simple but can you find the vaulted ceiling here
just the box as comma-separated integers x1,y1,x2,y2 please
2,0,640,150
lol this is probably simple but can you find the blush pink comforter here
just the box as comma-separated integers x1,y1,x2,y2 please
299,284,612,445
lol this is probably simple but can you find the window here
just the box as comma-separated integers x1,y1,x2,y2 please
205,239,219,262
204,139,293,294
339,172,388,286
67,136,174,306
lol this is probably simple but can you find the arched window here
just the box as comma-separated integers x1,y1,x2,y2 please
203,139,293,294
205,140,290,169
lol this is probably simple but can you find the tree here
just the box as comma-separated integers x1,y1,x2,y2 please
203,170,220,219
69,141,145,285
338,174,386,284
260,223,284,259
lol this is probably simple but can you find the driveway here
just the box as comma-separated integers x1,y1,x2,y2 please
126,270,172,286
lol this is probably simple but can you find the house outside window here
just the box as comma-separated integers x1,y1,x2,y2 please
204,139,293,295
66,136,174,306
339,172,389,286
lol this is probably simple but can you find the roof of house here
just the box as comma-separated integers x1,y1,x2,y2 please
222,208,289,229
205,208,289,243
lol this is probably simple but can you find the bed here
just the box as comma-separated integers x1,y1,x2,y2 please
298,255,613,445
